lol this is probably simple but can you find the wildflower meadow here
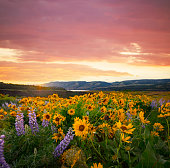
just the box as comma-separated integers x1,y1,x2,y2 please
0,92,169,168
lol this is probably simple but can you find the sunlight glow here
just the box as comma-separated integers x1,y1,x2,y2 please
0,48,22,62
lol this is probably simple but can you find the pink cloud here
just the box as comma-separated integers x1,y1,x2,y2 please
0,0,169,72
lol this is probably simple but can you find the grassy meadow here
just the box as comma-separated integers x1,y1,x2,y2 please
0,91,170,168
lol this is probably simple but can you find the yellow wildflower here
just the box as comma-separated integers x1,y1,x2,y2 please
98,123,111,133
53,114,65,126
73,118,90,138
125,146,131,151
112,154,118,161
153,123,164,131
52,128,65,142
43,112,52,121
0,115,4,119
83,115,89,122
100,106,107,113
68,109,75,115
86,104,94,111
10,111,16,117
139,111,150,124
151,131,159,137
91,163,103,168
121,133,132,143
116,121,135,134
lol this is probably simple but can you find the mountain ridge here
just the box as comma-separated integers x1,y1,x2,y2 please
44,79,170,91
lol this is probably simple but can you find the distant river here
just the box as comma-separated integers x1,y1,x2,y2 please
68,90,89,92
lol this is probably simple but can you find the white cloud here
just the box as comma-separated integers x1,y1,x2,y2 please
0,48,22,62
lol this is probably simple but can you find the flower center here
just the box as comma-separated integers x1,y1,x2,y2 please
46,115,50,119
121,126,127,131
104,115,109,121
84,117,88,120
88,106,92,109
57,133,62,137
55,117,59,121
79,125,85,131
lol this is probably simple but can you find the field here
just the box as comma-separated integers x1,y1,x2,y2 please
0,91,170,168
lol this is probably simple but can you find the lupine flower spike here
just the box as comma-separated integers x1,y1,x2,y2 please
0,135,10,168
53,127,74,157
42,119,49,127
15,112,25,136
28,111,39,135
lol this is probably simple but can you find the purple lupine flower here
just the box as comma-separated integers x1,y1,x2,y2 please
151,100,157,109
42,119,49,127
159,98,165,106
15,112,25,136
53,127,74,157
126,112,132,120
28,111,39,135
4,103,9,107
51,124,57,134
44,101,49,105
0,135,10,168
142,124,145,128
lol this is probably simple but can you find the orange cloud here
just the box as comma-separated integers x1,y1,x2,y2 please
0,61,132,84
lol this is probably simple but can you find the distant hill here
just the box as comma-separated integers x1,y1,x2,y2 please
44,81,111,90
0,82,65,91
0,82,74,97
44,79,170,91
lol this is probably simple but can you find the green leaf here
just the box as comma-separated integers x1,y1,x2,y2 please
144,126,150,140
135,141,164,168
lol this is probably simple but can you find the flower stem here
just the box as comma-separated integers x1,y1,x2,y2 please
116,134,122,166
94,113,105,125
90,137,106,161
166,118,170,155
128,151,132,168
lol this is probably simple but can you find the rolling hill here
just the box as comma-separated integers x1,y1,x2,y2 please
44,79,170,91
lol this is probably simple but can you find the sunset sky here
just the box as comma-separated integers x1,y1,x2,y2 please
0,0,170,84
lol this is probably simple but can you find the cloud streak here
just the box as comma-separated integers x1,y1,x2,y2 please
0,61,132,84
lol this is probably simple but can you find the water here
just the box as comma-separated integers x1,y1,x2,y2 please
68,90,89,92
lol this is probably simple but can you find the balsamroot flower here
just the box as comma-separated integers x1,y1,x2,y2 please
73,118,90,138
52,128,65,143
53,114,65,126
121,133,132,143
153,123,164,131
15,112,25,136
68,109,75,115
139,111,150,124
28,111,39,135
116,120,135,134
43,112,52,122
91,163,103,168
0,135,10,168
53,127,74,157
42,112,52,127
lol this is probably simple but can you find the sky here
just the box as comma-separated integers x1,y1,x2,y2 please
0,0,170,85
